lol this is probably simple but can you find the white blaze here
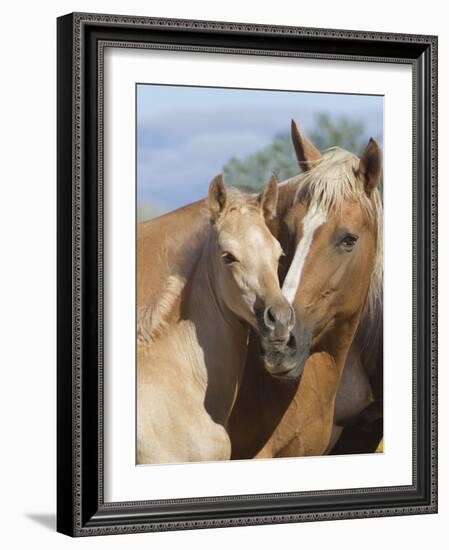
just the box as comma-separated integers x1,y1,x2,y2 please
282,206,326,304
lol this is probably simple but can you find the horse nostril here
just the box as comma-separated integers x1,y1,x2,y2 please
287,333,296,350
264,306,277,329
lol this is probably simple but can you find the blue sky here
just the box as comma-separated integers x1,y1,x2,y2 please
137,84,383,214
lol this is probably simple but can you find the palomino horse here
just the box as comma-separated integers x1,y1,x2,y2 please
137,175,294,464
229,120,383,458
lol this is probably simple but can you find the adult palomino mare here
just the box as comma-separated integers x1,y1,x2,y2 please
137,175,294,464
229,120,383,458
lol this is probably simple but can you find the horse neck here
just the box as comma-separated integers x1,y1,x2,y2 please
316,307,365,375
182,232,249,424
260,312,363,458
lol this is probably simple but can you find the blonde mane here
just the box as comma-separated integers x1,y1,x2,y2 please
137,273,186,344
284,147,383,318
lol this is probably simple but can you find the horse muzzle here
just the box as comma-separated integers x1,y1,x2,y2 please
262,302,295,342
260,322,311,381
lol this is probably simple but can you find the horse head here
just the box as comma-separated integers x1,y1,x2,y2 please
207,174,295,345
262,120,382,380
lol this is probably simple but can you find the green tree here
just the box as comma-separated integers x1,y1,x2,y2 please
223,134,297,192
308,113,365,153
223,114,367,191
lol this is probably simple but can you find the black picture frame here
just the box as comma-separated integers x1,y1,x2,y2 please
57,12,438,537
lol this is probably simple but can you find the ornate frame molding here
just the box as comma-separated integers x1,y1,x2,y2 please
57,12,437,537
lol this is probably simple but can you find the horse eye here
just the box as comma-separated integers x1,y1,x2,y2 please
339,234,358,250
222,252,238,265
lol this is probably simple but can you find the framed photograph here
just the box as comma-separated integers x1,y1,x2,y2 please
57,12,437,536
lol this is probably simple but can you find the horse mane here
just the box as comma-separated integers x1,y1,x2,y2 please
137,273,186,344
283,147,383,326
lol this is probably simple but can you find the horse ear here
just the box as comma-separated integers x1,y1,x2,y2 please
258,173,279,220
359,138,382,197
291,119,321,171
208,174,227,222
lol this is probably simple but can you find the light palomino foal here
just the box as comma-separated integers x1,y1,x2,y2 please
229,121,383,458
137,175,294,464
